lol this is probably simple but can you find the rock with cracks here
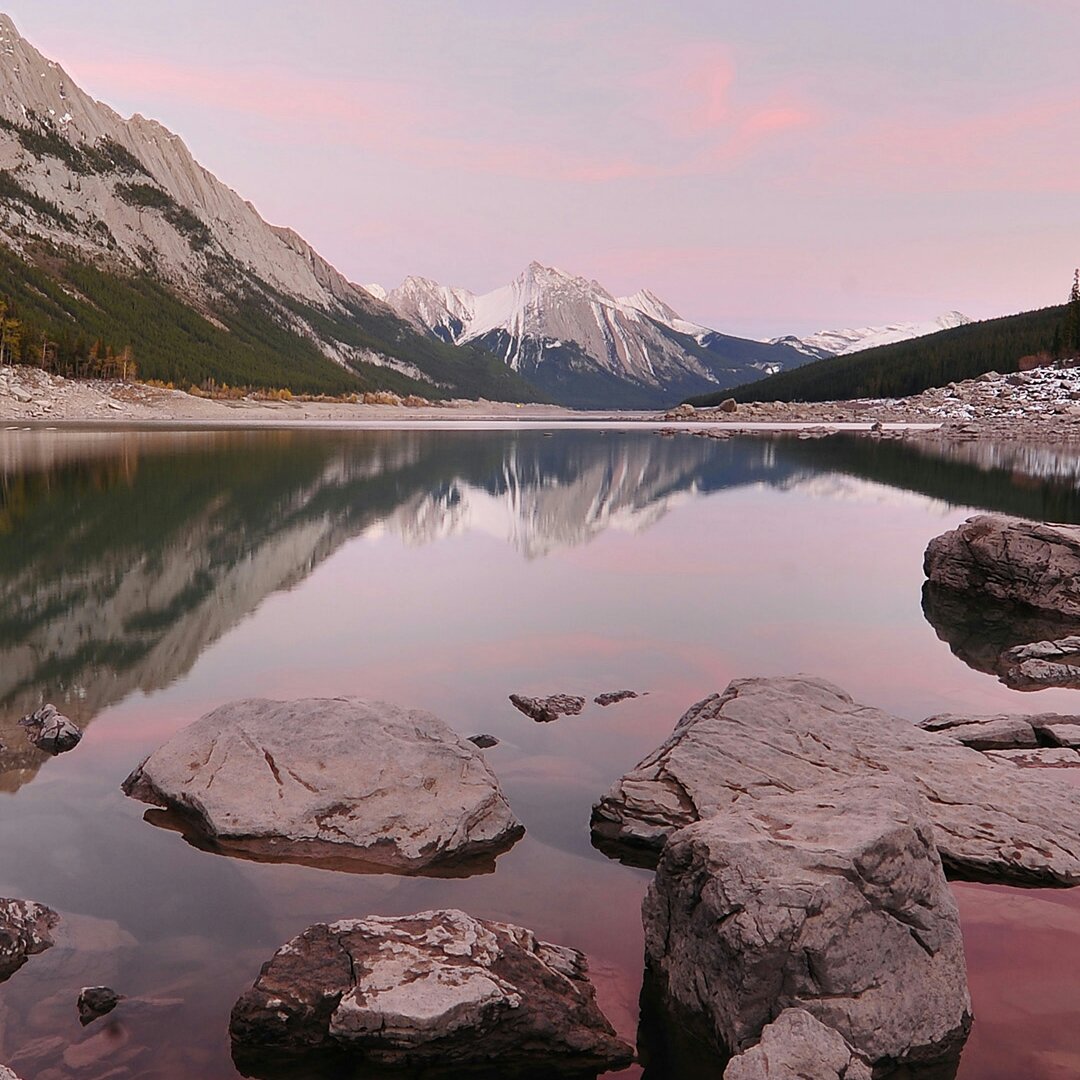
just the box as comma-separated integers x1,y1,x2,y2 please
643,779,971,1072
230,909,634,1079
122,698,524,875
924,514,1080,617
0,898,58,982
722,1010,872,1080
591,674,1080,885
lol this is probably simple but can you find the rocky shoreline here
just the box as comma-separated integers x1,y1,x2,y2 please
6,358,1080,438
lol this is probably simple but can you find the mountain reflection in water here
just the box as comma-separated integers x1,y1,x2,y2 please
2,427,1080,1078
4,427,1080,792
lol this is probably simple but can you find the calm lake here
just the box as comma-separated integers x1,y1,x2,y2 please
1,425,1080,1079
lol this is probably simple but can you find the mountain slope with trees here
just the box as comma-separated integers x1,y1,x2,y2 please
687,304,1069,406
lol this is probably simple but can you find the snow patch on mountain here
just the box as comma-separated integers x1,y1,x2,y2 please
773,311,972,360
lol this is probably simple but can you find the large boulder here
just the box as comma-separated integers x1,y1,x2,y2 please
924,514,1080,616
122,698,524,875
722,1010,871,1080
0,898,58,982
591,674,1080,885
643,780,971,1072
230,909,634,1078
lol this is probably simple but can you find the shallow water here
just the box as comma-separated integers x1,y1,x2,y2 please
1,426,1080,1079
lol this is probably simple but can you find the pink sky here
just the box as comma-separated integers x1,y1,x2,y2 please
8,0,1080,337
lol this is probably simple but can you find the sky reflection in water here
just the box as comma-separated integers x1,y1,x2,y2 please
0,427,1079,1078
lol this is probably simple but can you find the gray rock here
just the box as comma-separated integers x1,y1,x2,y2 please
918,712,1037,749
723,1009,872,1080
924,514,1080,617
468,733,499,749
229,909,634,1077
0,1067,23,1080
643,779,971,1070
122,698,524,875
19,704,82,755
984,747,1080,767
0,898,58,982
509,693,585,723
9,386,31,404
594,690,639,707
77,986,122,1026
718,397,737,413
591,674,1080,885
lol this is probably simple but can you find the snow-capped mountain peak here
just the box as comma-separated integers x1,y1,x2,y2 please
774,311,973,360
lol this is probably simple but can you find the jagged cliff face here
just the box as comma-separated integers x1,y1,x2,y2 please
0,15,377,314
0,16,541,399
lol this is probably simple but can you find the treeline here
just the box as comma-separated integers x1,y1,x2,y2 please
688,304,1068,406
0,295,137,380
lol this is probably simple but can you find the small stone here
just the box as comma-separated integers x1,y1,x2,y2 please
594,690,639,707
509,693,585,723
468,734,499,749
19,705,82,755
77,987,122,1026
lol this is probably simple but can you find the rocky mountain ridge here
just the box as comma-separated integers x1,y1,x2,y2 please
372,264,968,409
0,14,535,401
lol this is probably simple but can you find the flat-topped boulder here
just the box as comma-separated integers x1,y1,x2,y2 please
0,898,58,982
919,712,1039,750
924,514,1080,616
643,780,971,1072
123,698,524,875
920,711,1080,751
591,674,1080,884
230,909,633,1078
723,1010,871,1080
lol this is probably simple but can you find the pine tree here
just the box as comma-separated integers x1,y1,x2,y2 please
1065,269,1080,355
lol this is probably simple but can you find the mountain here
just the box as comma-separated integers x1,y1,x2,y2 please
0,14,537,400
371,262,816,409
687,304,1066,407
771,312,972,361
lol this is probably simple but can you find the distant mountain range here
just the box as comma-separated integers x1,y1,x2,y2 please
368,265,970,408
0,14,970,408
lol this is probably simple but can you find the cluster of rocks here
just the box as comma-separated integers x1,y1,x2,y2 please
659,359,1080,442
509,690,641,723
586,668,1080,1076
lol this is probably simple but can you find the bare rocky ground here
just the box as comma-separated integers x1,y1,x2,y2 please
7,359,1080,434
669,360,1080,442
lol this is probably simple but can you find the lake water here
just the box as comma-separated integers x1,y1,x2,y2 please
2,425,1080,1079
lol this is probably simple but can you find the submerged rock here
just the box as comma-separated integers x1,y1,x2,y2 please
924,514,1080,616
594,691,639,707
122,698,524,875
468,734,500,749
509,694,585,723
77,986,122,1026
723,1010,872,1080
591,674,1080,885
0,898,59,982
230,909,633,1078
643,779,971,1071
19,704,81,755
